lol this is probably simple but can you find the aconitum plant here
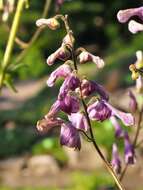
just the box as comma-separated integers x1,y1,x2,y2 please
35,14,137,190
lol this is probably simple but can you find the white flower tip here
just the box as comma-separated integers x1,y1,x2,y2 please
136,50,143,61
117,10,126,23
128,20,143,34
36,18,45,27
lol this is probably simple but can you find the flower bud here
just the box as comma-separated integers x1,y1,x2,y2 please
128,91,137,112
36,18,60,30
111,143,122,174
110,116,124,138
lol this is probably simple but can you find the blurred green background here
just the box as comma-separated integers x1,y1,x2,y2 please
0,0,143,190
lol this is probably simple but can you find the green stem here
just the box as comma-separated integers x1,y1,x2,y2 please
0,0,26,90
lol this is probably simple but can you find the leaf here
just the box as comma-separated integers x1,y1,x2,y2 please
4,74,18,93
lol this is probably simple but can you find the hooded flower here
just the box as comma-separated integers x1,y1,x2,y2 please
78,51,105,68
87,100,134,126
60,122,81,150
68,112,89,131
36,117,63,133
110,116,124,138
117,6,143,23
36,18,60,30
58,73,80,99
124,132,135,164
80,79,109,100
87,100,112,121
47,64,72,87
111,143,122,174
46,45,71,65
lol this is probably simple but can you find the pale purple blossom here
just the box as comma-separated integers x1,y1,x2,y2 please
117,6,143,23
80,79,109,100
60,122,81,150
78,51,105,68
68,112,89,131
128,91,137,112
47,64,72,87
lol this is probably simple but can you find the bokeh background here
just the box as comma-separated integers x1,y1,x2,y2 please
0,0,143,190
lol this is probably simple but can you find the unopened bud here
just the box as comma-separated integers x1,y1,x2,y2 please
36,18,60,30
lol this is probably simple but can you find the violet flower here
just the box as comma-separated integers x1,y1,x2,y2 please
58,73,80,99
68,112,89,131
110,116,124,138
87,100,112,122
47,93,80,117
47,64,72,87
60,122,81,150
80,79,109,100
78,51,105,68
111,143,122,174
124,132,135,164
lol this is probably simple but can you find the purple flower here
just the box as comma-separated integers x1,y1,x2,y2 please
60,122,81,150
47,94,79,117
46,45,71,65
128,20,143,34
87,100,134,125
59,93,80,114
36,18,60,30
124,132,135,164
78,51,105,68
117,6,143,23
58,73,80,99
36,117,63,133
68,112,89,131
110,116,124,138
80,79,109,100
47,64,72,87
128,91,137,112
87,100,112,122
111,143,122,174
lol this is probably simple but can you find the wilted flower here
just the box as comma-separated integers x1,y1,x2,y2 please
60,122,81,150
68,112,89,131
80,79,109,100
36,18,60,30
87,100,112,121
78,51,105,68
124,132,135,164
128,91,137,112
111,143,122,174
110,116,124,138
47,64,72,87
36,117,63,133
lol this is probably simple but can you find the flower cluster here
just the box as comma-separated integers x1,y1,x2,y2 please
36,15,135,175
117,6,143,34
